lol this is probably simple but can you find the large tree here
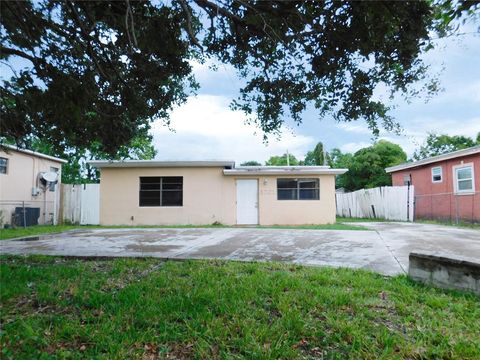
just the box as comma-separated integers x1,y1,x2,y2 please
343,140,407,191
327,148,354,189
412,132,480,160
1,1,478,155
304,142,326,166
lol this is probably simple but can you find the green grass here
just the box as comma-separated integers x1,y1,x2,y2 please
0,221,367,240
1,256,478,359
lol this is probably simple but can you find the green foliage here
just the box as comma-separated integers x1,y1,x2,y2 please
1,257,479,358
413,132,480,160
265,153,299,166
328,148,354,189
329,141,406,191
304,142,326,166
240,160,262,166
2,1,478,153
347,140,407,190
26,134,157,183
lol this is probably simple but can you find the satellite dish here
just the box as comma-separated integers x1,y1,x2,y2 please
41,172,58,183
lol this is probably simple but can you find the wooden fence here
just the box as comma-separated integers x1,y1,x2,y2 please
60,184,100,225
336,185,414,221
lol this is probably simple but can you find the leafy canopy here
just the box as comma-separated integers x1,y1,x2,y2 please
265,153,299,166
1,1,478,155
329,141,407,191
412,132,480,160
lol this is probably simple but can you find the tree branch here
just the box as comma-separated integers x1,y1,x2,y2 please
178,0,203,50
0,46,36,63
193,0,245,25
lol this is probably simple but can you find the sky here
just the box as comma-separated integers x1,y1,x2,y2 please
151,22,480,164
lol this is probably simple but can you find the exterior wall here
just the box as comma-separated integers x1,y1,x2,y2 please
99,167,236,226
0,149,63,226
391,153,480,222
257,175,336,225
99,168,337,225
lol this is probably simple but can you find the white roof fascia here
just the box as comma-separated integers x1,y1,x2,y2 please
1,144,67,163
385,145,480,173
223,168,348,176
88,160,236,168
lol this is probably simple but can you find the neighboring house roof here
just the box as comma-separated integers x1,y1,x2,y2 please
385,145,480,173
1,144,67,164
87,160,348,175
88,160,236,168
224,166,347,176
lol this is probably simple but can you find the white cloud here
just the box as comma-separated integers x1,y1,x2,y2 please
340,142,371,153
336,123,372,135
150,95,315,163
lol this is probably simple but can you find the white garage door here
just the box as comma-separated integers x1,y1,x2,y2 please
236,179,258,225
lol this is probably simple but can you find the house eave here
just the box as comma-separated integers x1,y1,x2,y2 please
385,145,480,173
88,160,236,168
1,144,68,164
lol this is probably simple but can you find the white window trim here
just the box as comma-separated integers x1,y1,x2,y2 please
452,163,475,195
431,166,442,183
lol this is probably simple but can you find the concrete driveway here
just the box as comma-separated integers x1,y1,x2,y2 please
1,222,479,275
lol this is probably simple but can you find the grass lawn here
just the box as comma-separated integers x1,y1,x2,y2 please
0,221,367,240
1,256,478,359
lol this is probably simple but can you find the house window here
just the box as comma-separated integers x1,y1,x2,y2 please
454,165,474,193
403,175,410,186
139,177,183,206
277,178,319,200
431,166,442,183
0,157,8,174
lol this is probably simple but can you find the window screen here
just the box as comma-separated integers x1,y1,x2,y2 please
139,177,183,206
277,178,319,200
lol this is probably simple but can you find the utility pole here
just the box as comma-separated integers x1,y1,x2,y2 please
286,150,290,166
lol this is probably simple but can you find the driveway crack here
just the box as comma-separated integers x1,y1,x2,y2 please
374,229,406,274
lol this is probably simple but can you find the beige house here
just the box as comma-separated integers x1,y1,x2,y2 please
89,160,347,226
0,145,67,226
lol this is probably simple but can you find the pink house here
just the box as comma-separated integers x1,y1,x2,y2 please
385,146,480,223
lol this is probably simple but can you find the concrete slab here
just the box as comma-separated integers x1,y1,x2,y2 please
1,223,478,276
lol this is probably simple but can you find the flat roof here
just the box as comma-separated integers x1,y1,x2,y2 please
88,160,236,168
87,160,347,175
385,145,480,173
1,144,67,163
224,166,348,176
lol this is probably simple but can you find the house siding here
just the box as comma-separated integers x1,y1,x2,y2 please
391,153,480,222
0,148,64,225
98,167,337,226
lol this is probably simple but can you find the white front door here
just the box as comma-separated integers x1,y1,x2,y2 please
236,179,259,225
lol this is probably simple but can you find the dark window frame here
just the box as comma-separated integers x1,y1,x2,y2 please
277,178,319,200
139,176,183,207
0,157,8,174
